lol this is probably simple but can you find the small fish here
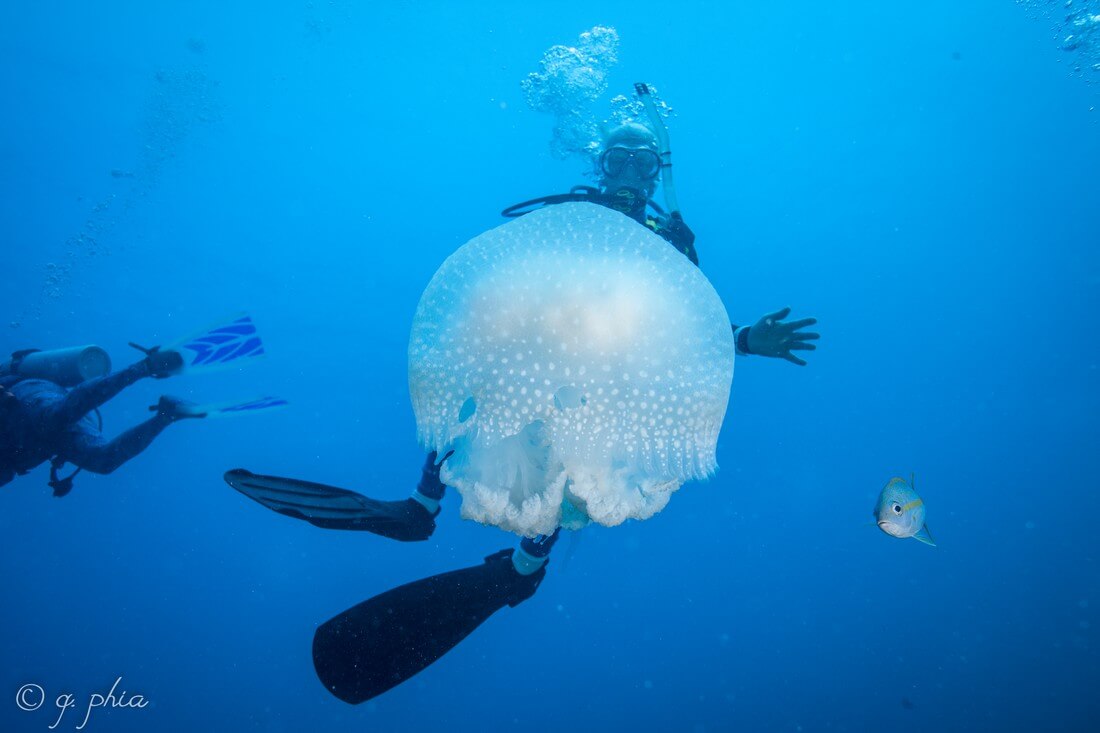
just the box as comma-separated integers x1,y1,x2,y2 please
874,473,936,546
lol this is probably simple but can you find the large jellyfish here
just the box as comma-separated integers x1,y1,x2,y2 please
408,202,734,537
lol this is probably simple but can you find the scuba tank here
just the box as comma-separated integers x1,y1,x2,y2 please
1,346,111,387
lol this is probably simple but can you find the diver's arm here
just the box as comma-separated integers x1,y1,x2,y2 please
53,350,183,426
732,324,751,356
59,396,200,475
59,412,174,475
51,361,151,426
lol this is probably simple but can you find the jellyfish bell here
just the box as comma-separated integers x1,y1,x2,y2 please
408,202,734,537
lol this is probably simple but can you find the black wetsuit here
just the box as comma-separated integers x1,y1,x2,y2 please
0,361,172,493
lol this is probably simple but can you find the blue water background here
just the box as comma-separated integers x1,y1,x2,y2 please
2,2,1098,731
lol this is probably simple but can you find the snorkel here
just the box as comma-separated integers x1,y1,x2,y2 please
633,82,680,215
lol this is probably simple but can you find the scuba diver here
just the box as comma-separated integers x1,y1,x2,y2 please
3,315,275,495
0,345,197,494
223,84,817,706
503,84,820,367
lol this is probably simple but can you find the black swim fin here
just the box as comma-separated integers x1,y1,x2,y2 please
313,548,546,704
223,469,435,541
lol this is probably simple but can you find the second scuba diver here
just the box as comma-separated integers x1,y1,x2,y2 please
3,314,274,496
224,84,820,705
0,345,199,495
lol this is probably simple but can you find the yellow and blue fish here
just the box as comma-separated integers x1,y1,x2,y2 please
874,474,936,547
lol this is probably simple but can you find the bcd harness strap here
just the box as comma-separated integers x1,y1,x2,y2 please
500,186,667,220
48,458,81,498
46,406,102,497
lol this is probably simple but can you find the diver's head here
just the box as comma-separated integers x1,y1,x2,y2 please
598,122,661,198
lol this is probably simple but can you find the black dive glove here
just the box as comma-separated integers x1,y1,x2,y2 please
129,343,184,378
742,307,820,366
149,395,205,420
418,450,454,501
667,212,699,266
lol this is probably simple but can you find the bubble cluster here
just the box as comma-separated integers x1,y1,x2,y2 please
521,26,620,160
1019,0,1100,79
608,88,674,127
521,27,679,182
1062,4,1100,72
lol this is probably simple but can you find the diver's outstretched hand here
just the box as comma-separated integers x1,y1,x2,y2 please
746,307,819,366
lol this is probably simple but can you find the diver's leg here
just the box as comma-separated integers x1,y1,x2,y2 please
312,527,561,704
511,527,561,575
49,361,150,427
61,412,173,475
223,453,442,540
408,450,450,514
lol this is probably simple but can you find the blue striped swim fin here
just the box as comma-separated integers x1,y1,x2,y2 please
165,313,266,374
179,395,288,419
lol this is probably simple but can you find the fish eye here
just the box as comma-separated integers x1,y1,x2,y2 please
892,504,902,515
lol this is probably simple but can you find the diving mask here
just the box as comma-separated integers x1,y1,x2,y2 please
599,146,660,179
